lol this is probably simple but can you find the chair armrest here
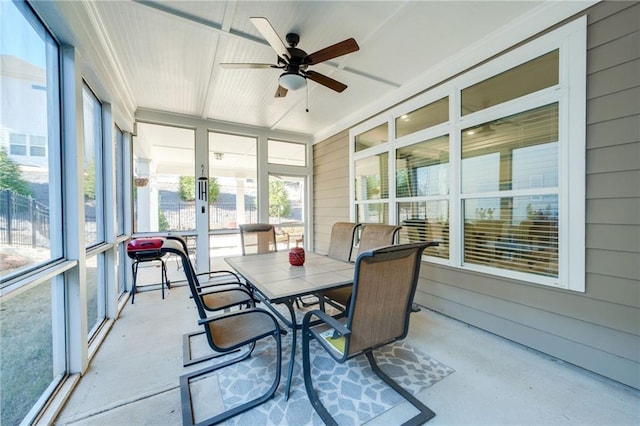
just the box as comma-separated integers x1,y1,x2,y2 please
196,270,252,292
302,309,351,337
196,269,242,283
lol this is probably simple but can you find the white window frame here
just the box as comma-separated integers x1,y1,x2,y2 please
350,18,586,292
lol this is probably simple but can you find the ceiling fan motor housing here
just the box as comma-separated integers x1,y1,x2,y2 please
285,32,300,47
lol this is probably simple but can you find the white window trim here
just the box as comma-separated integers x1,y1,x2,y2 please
350,17,586,292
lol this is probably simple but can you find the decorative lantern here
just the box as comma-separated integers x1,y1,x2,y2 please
289,247,305,266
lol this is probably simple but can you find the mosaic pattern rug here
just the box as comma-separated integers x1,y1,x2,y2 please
189,323,454,426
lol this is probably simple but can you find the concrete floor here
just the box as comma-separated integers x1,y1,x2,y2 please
55,264,639,425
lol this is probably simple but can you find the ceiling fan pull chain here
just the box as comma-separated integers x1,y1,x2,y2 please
305,83,309,113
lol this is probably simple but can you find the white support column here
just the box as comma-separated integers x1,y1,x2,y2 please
235,178,246,225
135,158,152,231
61,45,88,374
101,104,118,319
195,127,209,273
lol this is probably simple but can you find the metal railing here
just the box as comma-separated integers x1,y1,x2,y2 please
0,190,50,247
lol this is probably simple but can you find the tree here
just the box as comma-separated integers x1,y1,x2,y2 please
268,180,291,219
0,148,33,196
84,160,96,200
178,176,220,203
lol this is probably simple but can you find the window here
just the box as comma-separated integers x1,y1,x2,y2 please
354,152,389,223
30,135,46,157
9,133,27,155
268,139,306,166
396,135,450,259
208,132,257,257
82,85,104,247
133,123,196,233
269,174,305,250
86,252,106,337
461,104,559,276
461,50,559,115
0,2,65,424
0,0,63,280
114,126,125,236
396,97,449,138
355,122,388,152
350,19,586,291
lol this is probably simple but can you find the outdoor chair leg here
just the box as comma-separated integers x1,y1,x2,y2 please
180,334,281,426
302,330,338,426
130,261,139,304
182,330,249,367
365,351,436,425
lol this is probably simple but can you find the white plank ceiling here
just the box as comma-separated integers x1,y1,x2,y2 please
38,0,594,141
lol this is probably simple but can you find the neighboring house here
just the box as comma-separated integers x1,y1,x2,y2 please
0,54,49,169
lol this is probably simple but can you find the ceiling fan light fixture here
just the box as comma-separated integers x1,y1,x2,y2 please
279,72,306,91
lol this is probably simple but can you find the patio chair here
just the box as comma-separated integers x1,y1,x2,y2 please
322,223,401,309
239,223,277,255
163,239,284,425
302,242,437,426
164,236,256,366
326,222,361,262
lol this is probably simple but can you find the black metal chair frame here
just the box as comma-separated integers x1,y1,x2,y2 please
159,239,284,425
162,236,256,367
302,242,438,426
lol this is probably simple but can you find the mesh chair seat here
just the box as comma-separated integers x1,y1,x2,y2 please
302,242,438,426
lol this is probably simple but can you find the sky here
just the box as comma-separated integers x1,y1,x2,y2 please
0,0,46,68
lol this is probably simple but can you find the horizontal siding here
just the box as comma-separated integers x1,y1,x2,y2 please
419,265,638,333
586,86,640,123
587,115,640,149
586,249,639,281
584,273,640,305
587,59,639,99
587,198,640,224
587,2,639,49
587,224,640,252
586,142,639,173
587,31,639,74
313,130,350,254
586,169,640,198
419,278,638,361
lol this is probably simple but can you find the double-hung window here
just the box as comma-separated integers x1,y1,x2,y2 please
350,18,586,291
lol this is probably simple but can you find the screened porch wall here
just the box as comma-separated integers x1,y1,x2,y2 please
311,0,640,390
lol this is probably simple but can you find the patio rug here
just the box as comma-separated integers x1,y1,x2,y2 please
187,317,455,426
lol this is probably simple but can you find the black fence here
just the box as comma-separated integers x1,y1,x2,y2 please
159,201,258,231
0,190,50,248
1,192,265,247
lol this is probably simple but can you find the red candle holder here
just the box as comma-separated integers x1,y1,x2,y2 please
289,247,305,266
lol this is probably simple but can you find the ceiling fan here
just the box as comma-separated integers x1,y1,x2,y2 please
220,17,359,98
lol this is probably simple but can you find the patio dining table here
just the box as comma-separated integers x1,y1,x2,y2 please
225,251,355,399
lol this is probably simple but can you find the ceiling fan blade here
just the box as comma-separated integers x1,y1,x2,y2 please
250,17,290,62
305,70,347,93
220,63,276,69
305,38,359,65
275,85,288,98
